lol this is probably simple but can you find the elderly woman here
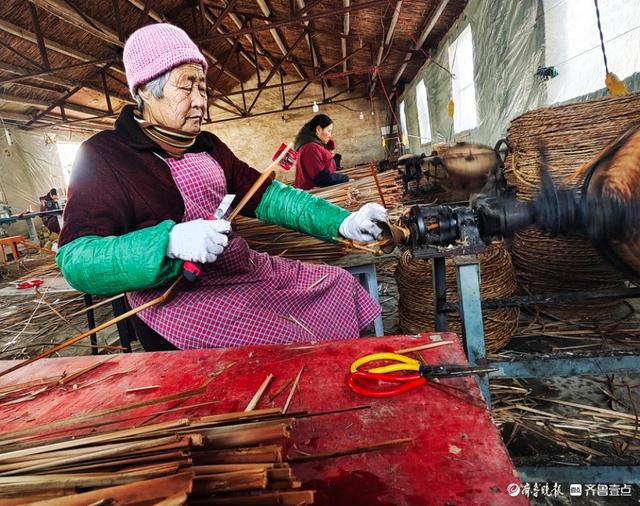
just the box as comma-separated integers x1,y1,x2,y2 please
294,114,348,190
57,24,388,350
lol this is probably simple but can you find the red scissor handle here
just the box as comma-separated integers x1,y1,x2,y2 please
347,371,427,398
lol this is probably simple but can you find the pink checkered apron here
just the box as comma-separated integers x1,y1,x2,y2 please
127,152,380,349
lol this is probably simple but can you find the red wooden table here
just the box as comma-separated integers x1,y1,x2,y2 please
0,333,526,506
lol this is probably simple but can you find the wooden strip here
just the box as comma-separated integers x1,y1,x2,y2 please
268,379,293,403
0,419,191,461
245,374,274,412
542,398,639,421
24,471,194,506
192,445,282,465
0,462,178,493
192,407,282,426
192,469,267,494
44,451,189,474
0,376,63,395
394,341,453,354
282,367,304,414
0,436,184,476
288,438,413,463
0,490,75,505
66,293,125,318
201,424,291,449
228,143,293,221
58,357,113,385
0,379,210,445
193,464,274,474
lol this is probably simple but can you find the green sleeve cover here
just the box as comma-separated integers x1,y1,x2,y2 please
55,220,182,296
255,180,350,242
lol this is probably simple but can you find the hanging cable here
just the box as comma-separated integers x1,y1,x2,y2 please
593,0,628,95
410,35,455,79
593,0,609,74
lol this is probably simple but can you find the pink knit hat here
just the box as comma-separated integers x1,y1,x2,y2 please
123,23,208,97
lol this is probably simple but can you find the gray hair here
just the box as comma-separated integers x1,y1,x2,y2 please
134,71,171,113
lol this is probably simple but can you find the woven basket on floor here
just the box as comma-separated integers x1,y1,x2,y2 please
395,243,519,353
504,94,640,318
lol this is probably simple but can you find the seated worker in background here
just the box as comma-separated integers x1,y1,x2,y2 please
57,23,387,351
293,114,349,190
39,188,60,234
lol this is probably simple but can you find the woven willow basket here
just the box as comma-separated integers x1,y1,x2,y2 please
396,243,519,353
504,94,640,318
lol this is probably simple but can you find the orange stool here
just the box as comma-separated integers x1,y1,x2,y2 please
0,235,24,264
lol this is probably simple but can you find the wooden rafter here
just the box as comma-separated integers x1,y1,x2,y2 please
198,0,390,42
247,29,307,113
27,2,50,69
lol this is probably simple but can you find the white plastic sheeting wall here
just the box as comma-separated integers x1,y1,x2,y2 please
398,0,640,155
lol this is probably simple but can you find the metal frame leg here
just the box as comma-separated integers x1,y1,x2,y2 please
112,298,135,353
345,264,384,336
454,256,490,405
83,293,98,355
433,257,447,332
25,218,38,244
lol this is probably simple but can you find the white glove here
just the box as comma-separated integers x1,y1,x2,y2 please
338,203,388,242
166,219,231,263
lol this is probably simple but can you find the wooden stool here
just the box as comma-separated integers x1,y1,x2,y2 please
0,235,25,264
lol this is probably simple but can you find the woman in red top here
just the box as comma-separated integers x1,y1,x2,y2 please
293,114,349,190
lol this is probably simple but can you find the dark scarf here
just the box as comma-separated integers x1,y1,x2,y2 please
133,110,198,158
294,124,325,151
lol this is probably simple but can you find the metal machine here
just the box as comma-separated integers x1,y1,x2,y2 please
389,129,640,484
396,141,510,195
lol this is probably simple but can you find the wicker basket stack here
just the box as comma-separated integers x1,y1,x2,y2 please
396,243,519,353
504,94,640,319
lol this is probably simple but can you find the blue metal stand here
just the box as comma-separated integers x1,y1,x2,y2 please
435,255,640,403
432,254,640,485
345,263,385,337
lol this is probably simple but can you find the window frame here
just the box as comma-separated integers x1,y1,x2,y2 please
415,79,432,145
447,24,478,133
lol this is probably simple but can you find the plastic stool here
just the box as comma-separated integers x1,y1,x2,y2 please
345,263,385,336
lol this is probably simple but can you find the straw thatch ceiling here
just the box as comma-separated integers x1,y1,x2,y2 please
0,0,466,132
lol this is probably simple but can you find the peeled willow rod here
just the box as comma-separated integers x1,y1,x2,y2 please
228,143,294,221
368,161,387,208
0,276,183,379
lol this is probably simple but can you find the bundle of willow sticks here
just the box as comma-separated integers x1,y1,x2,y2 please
235,167,404,262
491,378,640,459
0,407,314,505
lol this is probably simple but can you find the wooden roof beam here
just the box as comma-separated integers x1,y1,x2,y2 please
0,91,114,118
205,0,239,35
206,94,369,124
199,2,262,73
392,0,449,87
376,1,402,66
370,0,403,96
295,0,328,82
254,0,307,80
0,18,125,77
342,0,350,89
29,0,122,47
199,0,390,42
247,28,307,113
0,61,132,103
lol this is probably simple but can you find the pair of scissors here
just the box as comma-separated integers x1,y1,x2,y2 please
348,352,496,398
